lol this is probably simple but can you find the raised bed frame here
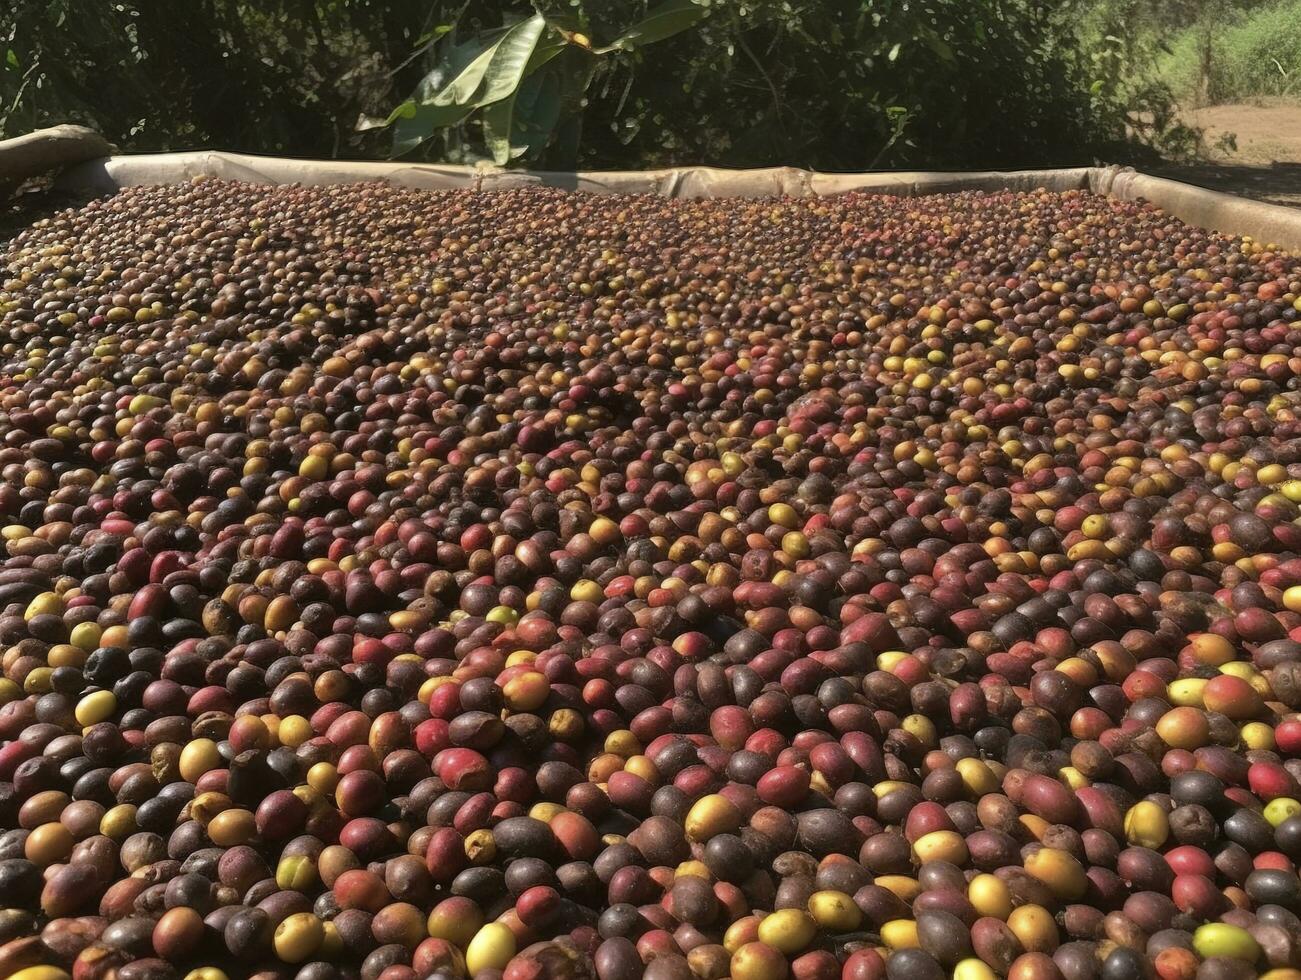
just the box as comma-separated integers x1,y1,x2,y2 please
5,126,1301,250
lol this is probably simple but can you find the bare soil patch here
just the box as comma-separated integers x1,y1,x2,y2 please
1148,102,1301,209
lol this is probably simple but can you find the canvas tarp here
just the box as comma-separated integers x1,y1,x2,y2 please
0,125,114,184
54,151,1097,200
3,126,1299,249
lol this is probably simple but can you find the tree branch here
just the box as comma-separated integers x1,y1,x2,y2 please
736,32,783,126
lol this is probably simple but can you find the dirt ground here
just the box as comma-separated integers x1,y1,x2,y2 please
1150,102,1301,209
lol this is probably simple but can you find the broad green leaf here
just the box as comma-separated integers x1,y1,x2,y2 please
392,101,473,156
481,97,517,165
431,40,500,105
385,100,418,124
403,30,506,111
515,69,564,146
4,49,17,70
402,14,547,121
478,14,549,106
480,29,569,165
484,64,565,164
594,0,709,53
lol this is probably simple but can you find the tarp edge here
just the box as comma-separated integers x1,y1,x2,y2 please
42,149,1301,251
0,125,116,183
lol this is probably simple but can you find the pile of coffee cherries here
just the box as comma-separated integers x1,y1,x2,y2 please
1,178,1301,980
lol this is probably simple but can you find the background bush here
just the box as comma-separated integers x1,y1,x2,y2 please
0,0,1206,170
1152,0,1301,103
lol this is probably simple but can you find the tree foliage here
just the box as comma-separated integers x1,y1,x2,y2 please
2,0,1197,171
2,0,415,156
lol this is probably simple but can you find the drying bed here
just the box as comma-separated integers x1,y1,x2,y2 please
0,173,1300,980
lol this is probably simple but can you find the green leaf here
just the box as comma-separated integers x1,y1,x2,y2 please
370,14,557,153
478,14,549,105
4,49,17,70
887,42,902,62
481,98,517,165
484,65,563,165
386,100,418,124
414,24,453,47
480,28,569,165
517,70,564,143
391,101,473,156
430,39,501,105
401,14,548,122
594,0,709,53
401,29,503,111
